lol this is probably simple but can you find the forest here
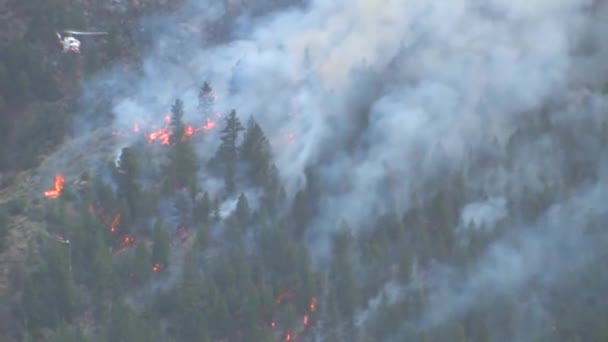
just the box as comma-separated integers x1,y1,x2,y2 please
0,80,606,342
2,1,608,342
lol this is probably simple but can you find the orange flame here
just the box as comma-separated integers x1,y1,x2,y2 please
110,213,121,233
284,331,296,341
309,297,317,312
44,174,65,198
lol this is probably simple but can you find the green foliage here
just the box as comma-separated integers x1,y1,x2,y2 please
21,241,79,334
214,109,244,193
113,147,141,216
166,99,199,194
235,192,250,226
240,116,273,186
151,221,171,267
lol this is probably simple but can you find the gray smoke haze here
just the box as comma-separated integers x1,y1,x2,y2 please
65,0,608,337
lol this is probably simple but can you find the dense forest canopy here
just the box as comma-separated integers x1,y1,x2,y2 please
2,0,608,342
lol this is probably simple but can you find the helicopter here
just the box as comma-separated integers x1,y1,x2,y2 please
56,30,108,54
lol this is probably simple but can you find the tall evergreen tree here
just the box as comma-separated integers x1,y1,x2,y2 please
239,116,272,186
235,192,250,227
166,98,199,195
198,82,215,118
151,220,171,268
113,147,140,217
214,109,244,193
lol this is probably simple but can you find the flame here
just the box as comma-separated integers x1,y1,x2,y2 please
303,314,309,326
110,213,121,233
202,117,216,130
185,125,194,137
114,111,218,145
152,263,164,272
284,331,296,341
309,297,317,312
270,321,276,328
148,129,171,145
113,235,135,255
183,118,216,138
122,235,135,246
44,174,65,198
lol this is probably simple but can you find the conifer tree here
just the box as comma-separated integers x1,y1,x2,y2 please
214,110,244,193
198,82,215,118
167,98,199,195
240,116,272,186
151,220,171,268
235,192,250,227
193,192,211,224
113,147,140,217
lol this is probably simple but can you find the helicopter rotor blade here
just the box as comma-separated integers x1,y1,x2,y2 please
62,30,108,35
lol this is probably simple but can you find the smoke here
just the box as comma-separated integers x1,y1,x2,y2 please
421,179,608,330
65,0,608,338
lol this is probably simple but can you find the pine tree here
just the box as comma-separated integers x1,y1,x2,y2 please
177,251,208,341
214,110,244,193
193,192,211,224
152,220,171,268
113,147,140,217
90,228,112,319
131,242,151,286
239,116,272,186
167,98,199,194
198,82,215,118
235,192,250,226
170,99,186,145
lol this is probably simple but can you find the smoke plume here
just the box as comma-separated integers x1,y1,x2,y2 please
65,0,608,338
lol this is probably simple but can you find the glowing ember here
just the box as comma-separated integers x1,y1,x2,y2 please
202,117,216,130
303,314,309,326
114,111,218,145
113,235,136,255
185,125,195,137
309,297,317,312
284,331,296,341
110,213,121,233
270,321,276,328
152,263,164,272
122,235,135,246
44,174,65,198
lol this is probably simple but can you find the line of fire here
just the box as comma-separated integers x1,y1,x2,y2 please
40,94,310,341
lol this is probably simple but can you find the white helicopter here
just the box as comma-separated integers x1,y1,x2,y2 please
56,30,108,54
